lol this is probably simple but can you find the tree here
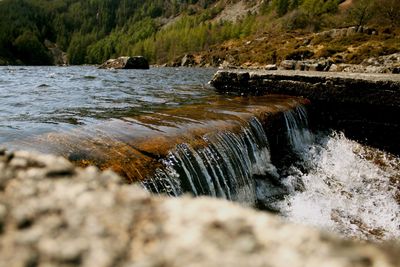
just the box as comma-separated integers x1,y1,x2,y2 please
346,0,375,30
275,0,290,16
378,0,400,27
12,31,52,65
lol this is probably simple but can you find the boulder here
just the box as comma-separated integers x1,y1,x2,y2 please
329,63,339,72
167,56,182,67
279,60,296,70
265,64,278,70
346,26,357,36
0,150,399,267
291,59,332,72
99,56,149,69
181,54,196,67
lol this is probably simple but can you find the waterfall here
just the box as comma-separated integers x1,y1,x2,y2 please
283,105,313,152
141,106,311,206
142,105,400,241
141,117,279,206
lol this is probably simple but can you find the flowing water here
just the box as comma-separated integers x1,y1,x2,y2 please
141,117,279,205
274,124,400,241
0,66,215,144
1,66,399,242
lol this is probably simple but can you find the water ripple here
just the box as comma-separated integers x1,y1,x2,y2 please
0,66,216,144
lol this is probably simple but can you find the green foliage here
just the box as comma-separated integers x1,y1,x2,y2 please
276,0,290,16
123,14,260,64
315,45,346,58
0,0,398,65
298,0,341,30
67,33,97,65
272,0,304,16
0,0,222,64
13,31,52,65
277,0,341,31
300,0,340,17
285,49,314,60
0,0,52,64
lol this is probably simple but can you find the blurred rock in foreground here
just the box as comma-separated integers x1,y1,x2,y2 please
0,150,399,267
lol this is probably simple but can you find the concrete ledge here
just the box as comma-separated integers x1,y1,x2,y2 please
211,70,400,106
210,70,400,154
6,96,308,182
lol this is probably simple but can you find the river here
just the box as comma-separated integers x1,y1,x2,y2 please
0,66,216,144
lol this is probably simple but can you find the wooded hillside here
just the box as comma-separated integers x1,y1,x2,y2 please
0,0,399,65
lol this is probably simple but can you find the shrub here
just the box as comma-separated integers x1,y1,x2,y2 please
12,31,52,65
285,49,314,60
316,45,346,58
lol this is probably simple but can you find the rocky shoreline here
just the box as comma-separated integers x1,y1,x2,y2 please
162,52,400,74
1,149,399,267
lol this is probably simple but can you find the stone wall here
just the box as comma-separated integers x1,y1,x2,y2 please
210,70,400,154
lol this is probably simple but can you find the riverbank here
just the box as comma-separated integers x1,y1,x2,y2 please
161,26,400,73
1,149,399,267
2,26,400,73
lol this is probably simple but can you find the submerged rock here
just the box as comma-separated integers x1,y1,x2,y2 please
0,150,399,267
99,56,149,69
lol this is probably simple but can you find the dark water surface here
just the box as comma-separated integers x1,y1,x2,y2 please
0,66,216,144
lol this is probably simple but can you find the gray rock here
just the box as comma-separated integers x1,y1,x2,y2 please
265,64,278,70
181,54,196,67
346,26,357,36
280,60,296,70
0,150,399,267
329,53,400,74
287,59,332,72
315,26,376,40
99,56,149,69
329,64,339,72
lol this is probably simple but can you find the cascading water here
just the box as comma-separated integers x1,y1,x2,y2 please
141,106,313,206
283,105,313,152
269,106,400,241
275,132,400,241
143,104,400,241
141,117,278,206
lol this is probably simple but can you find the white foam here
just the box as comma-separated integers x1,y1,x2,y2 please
276,132,400,241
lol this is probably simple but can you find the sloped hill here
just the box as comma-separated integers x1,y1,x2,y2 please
0,0,399,66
